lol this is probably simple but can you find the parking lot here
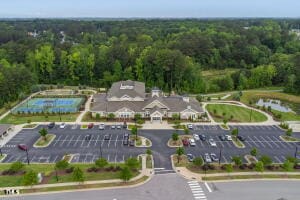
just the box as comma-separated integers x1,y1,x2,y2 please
1,124,145,164
1,124,299,168
185,125,299,164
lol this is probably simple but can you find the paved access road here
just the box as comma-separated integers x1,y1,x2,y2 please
2,175,299,200
206,180,300,200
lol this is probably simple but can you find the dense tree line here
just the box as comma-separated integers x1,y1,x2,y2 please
0,19,300,107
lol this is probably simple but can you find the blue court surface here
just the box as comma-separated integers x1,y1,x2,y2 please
13,98,84,113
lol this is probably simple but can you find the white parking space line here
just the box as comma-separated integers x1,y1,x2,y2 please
247,136,259,147
53,135,62,147
274,156,281,163
53,155,59,163
222,156,228,163
73,135,81,147
259,136,273,148
94,135,100,146
266,136,280,148
80,136,86,147
67,135,75,147
107,135,113,147
60,135,69,147
115,135,118,147
280,155,286,162
253,136,266,148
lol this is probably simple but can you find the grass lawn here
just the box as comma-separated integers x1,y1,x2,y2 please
232,136,245,148
0,163,138,187
271,110,300,121
280,135,300,142
128,124,143,130
81,124,88,129
146,155,152,169
202,68,240,81
0,113,79,124
81,112,106,122
206,104,268,122
34,134,56,147
23,124,38,128
172,155,189,167
20,176,148,194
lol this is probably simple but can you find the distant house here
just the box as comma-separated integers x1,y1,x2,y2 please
91,80,204,122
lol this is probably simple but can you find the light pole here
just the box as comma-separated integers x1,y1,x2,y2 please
219,147,222,165
55,167,59,182
99,139,103,158
25,149,30,165
294,145,298,158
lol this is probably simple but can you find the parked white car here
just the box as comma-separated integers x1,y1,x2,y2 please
189,138,196,146
203,153,212,163
99,123,105,130
111,124,116,129
59,123,66,129
193,134,200,141
225,135,232,141
187,124,193,129
208,138,217,147
117,124,122,129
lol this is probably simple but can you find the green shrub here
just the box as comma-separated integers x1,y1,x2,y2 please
9,161,25,174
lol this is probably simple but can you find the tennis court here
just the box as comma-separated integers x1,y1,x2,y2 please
13,98,84,114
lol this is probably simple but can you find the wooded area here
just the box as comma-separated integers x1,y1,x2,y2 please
0,19,300,108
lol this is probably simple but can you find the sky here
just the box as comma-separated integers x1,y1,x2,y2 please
0,0,299,18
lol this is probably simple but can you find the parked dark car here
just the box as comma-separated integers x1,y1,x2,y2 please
187,154,195,162
182,139,189,146
123,122,127,129
129,140,135,146
88,123,94,129
123,139,128,146
47,122,55,129
85,134,91,141
199,134,206,141
124,133,129,138
210,153,219,162
237,135,246,141
219,135,226,141
104,134,110,140
18,144,28,151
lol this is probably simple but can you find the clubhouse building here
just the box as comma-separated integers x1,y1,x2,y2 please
91,80,204,122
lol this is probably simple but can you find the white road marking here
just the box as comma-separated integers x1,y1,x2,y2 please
115,135,118,147
204,182,212,192
67,135,75,147
94,135,100,146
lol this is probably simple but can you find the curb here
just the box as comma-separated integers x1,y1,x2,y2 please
33,134,56,148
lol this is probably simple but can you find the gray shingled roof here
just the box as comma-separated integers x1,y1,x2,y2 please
107,80,145,99
92,93,204,113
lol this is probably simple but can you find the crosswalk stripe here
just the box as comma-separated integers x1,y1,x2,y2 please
192,191,204,194
191,188,203,191
194,197,207,199
188,180,198,183
194,193,205,196
189,183,199,186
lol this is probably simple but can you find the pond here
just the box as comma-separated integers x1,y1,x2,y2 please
256,99,293,113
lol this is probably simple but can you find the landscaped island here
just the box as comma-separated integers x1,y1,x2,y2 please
206,104,268,123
